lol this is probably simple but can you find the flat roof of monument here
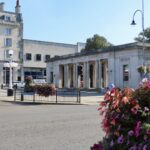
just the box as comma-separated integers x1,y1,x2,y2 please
47,42,150,62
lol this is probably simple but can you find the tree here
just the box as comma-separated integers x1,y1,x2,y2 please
135,27,150,42
83,34,112,51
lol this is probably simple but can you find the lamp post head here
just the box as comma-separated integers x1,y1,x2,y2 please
8,50,14,57
131,20,136,25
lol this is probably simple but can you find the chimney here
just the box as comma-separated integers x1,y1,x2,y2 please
15,0,21,13
0,2,4,11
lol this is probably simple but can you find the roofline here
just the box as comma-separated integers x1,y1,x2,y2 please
47,42,150,62
0,10,18,15
23,39,77,47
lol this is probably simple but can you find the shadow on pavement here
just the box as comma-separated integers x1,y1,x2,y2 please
1,100,84,106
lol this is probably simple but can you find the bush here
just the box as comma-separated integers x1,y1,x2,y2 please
35,84,56,97
25,76,32,86
91,80,150,150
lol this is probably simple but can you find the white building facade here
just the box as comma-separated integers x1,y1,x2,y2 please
47,43,150,89
0,1,23,85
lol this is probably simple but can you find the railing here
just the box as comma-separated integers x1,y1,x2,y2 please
14,88,81,104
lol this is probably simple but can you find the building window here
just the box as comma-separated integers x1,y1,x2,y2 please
123,65,129,81
1,15,11,22
36,54,41,61
26,53,32,60
4,38,12,47
45,55,51,62
5,50,10,59
44,69,46,76
4,28,12,35
50,72,54,83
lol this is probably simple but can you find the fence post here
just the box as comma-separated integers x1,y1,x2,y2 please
21,90,24,101
78,88,81,104
56,88,57,103
77,88,79,103
33,90,35,102
14,88,16,101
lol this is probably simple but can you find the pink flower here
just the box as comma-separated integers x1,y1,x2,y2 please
131,105,140,115
146,129,150,135
134,121,141,137
122,96,129,104
131,107,138,114
146,81,150,89
143,145,147,150
91,142,104,150
144,107,149,112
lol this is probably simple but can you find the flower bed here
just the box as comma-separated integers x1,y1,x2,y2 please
35,84,56,97
91,80,150,150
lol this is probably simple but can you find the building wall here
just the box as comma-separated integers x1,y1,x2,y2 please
23,39,78,69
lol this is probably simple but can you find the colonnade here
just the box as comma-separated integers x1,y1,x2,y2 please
59,59,108,89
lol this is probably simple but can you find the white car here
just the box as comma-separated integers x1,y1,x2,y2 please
13,81,25,89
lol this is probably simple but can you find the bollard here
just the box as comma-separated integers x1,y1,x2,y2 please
56,89,57,103
78,89,81,104
21,93,24,101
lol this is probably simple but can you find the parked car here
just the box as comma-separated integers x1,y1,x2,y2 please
32,79,46,85
13,81,25,89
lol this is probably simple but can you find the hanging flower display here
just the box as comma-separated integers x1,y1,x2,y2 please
137,65,147,74
91,80,150,150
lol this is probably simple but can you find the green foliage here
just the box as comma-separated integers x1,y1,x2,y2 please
25,76,32,86
83,34,112,51
135,27,150,42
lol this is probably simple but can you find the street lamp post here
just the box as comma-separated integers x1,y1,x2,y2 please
131,0,145,65
4,50,18,96
8,50,13,90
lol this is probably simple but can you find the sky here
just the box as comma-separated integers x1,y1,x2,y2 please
2,0,150,45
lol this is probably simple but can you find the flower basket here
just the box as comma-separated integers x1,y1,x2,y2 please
147,66,150,73
137,65,146,74
91,81,150,150
25,76,33,86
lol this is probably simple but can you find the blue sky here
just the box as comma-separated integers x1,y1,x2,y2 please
2,0,150,45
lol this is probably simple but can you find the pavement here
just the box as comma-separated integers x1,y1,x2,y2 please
0,91,105,150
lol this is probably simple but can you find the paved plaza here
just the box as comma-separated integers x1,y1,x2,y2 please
0,89,104,150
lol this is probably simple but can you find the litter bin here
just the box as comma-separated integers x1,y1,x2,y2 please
7,89,13,96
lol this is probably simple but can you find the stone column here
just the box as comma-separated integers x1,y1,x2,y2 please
64,64,69,88
73,63,78,88
104,61,108,88
99,60,102,89
13,67,18,82
95,60,99,88
0,64,3,84
83,62,87,88
86,62,90,89
21,66,24,81
59,65,62,88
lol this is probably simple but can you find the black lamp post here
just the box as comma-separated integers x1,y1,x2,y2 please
131,0,145,65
